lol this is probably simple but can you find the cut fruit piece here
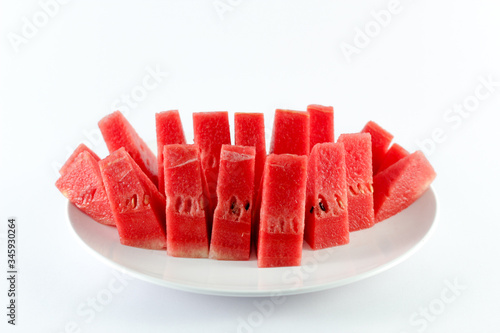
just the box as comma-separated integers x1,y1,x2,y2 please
377,143,409,174
209,145,256,260
164,144,210,258
99,111,158,187
193,112,231,214
59,143,101,176
305,142,349,250
307,104,334,150
155,110,186,195
56,150,115,226
258,154,308,268
337,133,375,232
99,148,166,250
361,121,394,175
374,150,436,223
270,109,310,156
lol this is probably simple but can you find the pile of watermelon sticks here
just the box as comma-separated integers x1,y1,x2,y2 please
56,106,436,268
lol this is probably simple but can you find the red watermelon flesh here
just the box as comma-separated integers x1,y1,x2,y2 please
305,142,349,250
59,143,101,176
258,154,308,268
307,104,334,151
234,112,267,204
209,145,256,260
99,111,158,187
373,150,436,223
337,133,375,232
193,112,231,214
270,109,310,156
56,151,115,226
377,143,409,174
99,148,166,250
361,121,394,175
164,144,210,258
156,110,186,196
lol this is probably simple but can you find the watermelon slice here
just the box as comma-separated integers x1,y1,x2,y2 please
193,112,231,214
56,150,115,226
307,104,334,150
378,143,409,174
99,148,166,250
156,110,186,195
373,150,436,223
258,154,308,268
337,133,375,232
59,143,101,176
361,121,394,175
305,142,349,250
209,145,256,260
164,144,210,258
234,113,266,203
99,111,158,187
270,109,310,156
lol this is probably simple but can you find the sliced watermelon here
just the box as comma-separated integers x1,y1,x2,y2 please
164,144,210,258
307,104,334,150
377,143,409,174
99,148,166,250
209,145,256,260
56,150,115,226
361,121,394,175
270,109,310,156
337,133,375,232
305,142,349,250
373,150,436,223
155,110,186,196
234,112,267,203
99,111,158,187
193,112,231,214
59,143,101,176
258,154,308,268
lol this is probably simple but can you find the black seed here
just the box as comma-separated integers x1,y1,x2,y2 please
319,202,326,212
245,203,250,211
310,207,314,214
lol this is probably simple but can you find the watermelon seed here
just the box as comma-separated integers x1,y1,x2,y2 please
318,195,329,213
245,202,250,211
143,194,150,206
368,183,374,193
319,202,326,211
310,207,314,214
357,183,365,194
349,185,357,195
131,194,138,208
337,198,344,209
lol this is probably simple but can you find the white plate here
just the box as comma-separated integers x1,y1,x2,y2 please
68,187,438,297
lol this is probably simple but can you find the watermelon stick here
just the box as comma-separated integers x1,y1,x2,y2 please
307,104,334,150
156,110,186,196
270,109,310,156
258,154,308,268
164,144,210,258
209,145,255,260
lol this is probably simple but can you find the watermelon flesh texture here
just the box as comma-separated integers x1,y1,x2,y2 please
164,144,210,258
305,142,349,250
209,145,256,260
373,150,436,223
193,112,231,220
307,104,334,151
270,109,310,156
337,133,375,232
156,110,186,196
99,148,166,250
361,121,394,175
258,154,308,268
56,150,115,226
59,143,101,176
377,143,409,174
99,111,159,187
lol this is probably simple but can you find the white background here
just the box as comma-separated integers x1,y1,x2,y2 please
1,0,500,332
